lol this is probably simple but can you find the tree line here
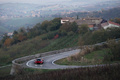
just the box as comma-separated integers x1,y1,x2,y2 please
0,18,79,47
0,16,120,48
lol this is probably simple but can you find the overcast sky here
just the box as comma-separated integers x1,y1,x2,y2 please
0,0,66,3
0,0,114,4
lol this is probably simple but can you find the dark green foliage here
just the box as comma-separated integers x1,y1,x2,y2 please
1,34,9,44
1,65,120,80
0,66,11,77
104,40,120,61
0,18,61,47
78,24,89,35
41,18,61,32
71,22,78,32
41,31,58,40
82,27,120,45
67,31,74,36
60,30,67,36
110,18,120,24
41,20,49,32
39,34,79,52
47,18,61,31
13,30,18,35
59,22,78,36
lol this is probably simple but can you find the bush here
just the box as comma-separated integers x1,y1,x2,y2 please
82,27,120,45
103,53,114,62
67,31,74,36
2,64,120,80
60,30,67,36
103,39,120,62
41,31,58,40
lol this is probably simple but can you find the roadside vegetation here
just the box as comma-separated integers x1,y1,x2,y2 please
55,40,120,66
1,64,120,80
55,49,109,65
0,66,11,78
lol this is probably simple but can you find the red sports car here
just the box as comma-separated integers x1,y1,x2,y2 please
34,58,44,64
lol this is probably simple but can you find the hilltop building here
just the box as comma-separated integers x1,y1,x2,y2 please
7,32,13,37
61,17,76,24
101,21,120,29
61,17,120,30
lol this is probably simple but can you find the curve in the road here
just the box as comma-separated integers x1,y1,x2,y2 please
26,49,106,69
26,49,81,69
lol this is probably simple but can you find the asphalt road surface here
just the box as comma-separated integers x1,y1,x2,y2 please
26,49,108,69
26,49,83,69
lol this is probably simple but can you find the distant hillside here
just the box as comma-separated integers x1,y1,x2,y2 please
65,7,120,20
0,26,8,34
0,17,53,36
54,7,120,20
91,7,120,19
0,0,120,35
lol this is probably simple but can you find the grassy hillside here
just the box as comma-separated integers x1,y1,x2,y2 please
39,34,79,53
55,49,109,65
0,17,120,79
0,33,79,66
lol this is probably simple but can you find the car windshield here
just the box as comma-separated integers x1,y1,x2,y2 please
37,59,41,61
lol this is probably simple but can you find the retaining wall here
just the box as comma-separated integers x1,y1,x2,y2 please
10,46,79,75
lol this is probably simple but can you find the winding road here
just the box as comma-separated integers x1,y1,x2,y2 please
26,49,106,69
26,49,82,69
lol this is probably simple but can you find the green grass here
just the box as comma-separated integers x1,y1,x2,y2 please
38,34,79,53
55,58,84,65
0,66,11,77
84,49,108,60
55,49,112,66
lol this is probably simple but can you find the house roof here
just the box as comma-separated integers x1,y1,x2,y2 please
75,19,96,25
101,22,109,27
88,25,94,28
61,17,76,20
82,17,102,20
61,17,104,26
108,21,120,26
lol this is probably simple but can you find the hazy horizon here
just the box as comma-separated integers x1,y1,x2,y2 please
0,0,115,5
